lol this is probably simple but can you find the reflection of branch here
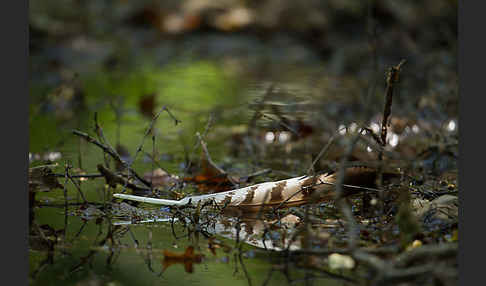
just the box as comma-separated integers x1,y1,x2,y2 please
237,250,253,286
127,226,158,275
72,220,88,241
69,221,123,274
29,223,61,279
261,267,274,286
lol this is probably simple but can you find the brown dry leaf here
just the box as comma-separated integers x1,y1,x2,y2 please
162,246,203,273
213,7,254,31
163,12,201,34
183,152,236,193
138,93,156,119
143,168,178,187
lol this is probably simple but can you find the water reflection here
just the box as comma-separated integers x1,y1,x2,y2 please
29,199,359,286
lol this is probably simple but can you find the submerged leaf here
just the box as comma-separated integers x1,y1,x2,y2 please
162,246,203,273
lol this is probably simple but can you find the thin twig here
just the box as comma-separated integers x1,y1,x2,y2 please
94,112,116,168
238,251,253,286
72,130,152,188
261,113,300,137
131,106,179,166
196,132,238,188
380,60,407,154
306,131,340,175
65,166,88,203
183,113,214,176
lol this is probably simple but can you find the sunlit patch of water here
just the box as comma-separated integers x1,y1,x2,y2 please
278,131,291,143
349,122,358,133
412,124,420,133
338,124,346,135
370,122,380,134
29,151,62,162
44,151,62,162
446,119,457,132
264,131,275,143
388,133,399,147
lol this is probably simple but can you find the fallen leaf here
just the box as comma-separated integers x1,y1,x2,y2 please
183,151,236,193
143,168,178,187
138,93,156,119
